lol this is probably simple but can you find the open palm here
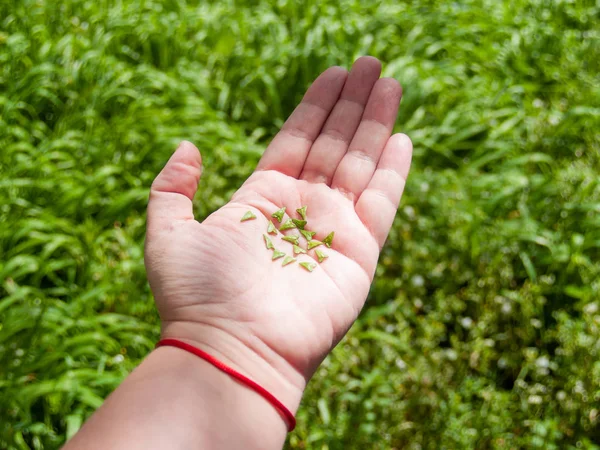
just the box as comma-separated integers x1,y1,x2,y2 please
144,57,412,410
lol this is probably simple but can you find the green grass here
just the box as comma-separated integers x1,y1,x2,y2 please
1,0,599,448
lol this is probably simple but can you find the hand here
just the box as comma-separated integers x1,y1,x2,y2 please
144,56,412,412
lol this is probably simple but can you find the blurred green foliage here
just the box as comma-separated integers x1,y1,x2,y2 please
1,0,599,448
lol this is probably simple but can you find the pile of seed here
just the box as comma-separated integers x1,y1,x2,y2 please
240,206,334,272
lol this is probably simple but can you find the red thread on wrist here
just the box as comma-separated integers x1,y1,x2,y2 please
156,338,296,432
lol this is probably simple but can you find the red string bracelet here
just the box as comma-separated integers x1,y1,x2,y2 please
156,338,296,432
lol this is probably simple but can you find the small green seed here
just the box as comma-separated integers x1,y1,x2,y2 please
315,249,328,263
240,211,256,222
272,249,286,260
300,230,316,241
282,256,296,266
296,206,307,220
271,207,286,223
267,221,277,235
282,235,300,245
291,218,307,230
293,244,307,255
279,219,296,230
299,261,316,272
263,234,274,250
323,231,335,248
307,240,322,250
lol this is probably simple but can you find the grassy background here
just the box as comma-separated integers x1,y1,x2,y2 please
1,0,599,448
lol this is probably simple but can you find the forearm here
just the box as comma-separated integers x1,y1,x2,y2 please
64,346,291,450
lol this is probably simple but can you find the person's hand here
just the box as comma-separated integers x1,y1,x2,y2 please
144,56,412,412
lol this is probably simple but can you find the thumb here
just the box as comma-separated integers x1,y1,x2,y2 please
147,141,202,235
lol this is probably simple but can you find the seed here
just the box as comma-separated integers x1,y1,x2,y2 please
279,219,296,230
307,240,322,250
323,231,335,248
299,262,316,272
296,205,307,220
293,244,307,255
291,218,307,229
315,249,328,263
282,235,300,245
282,256,296,266
267,221,277,234
300,230,316,241
240,211,256,222
272,249,286,260
271,207,286,223
263,234,274,250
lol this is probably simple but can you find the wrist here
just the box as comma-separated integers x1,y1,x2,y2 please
65,344,291,450
153,346,289,448
160,320,306,418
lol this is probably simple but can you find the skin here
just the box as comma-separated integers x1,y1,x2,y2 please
64,56,413,450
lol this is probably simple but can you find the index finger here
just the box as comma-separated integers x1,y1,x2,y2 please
256,67,348,178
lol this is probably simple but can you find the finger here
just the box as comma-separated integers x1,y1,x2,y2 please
147,141,202,235
299,56,382,184
256,66,348,178
355,133,413,248
331,78,402,202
